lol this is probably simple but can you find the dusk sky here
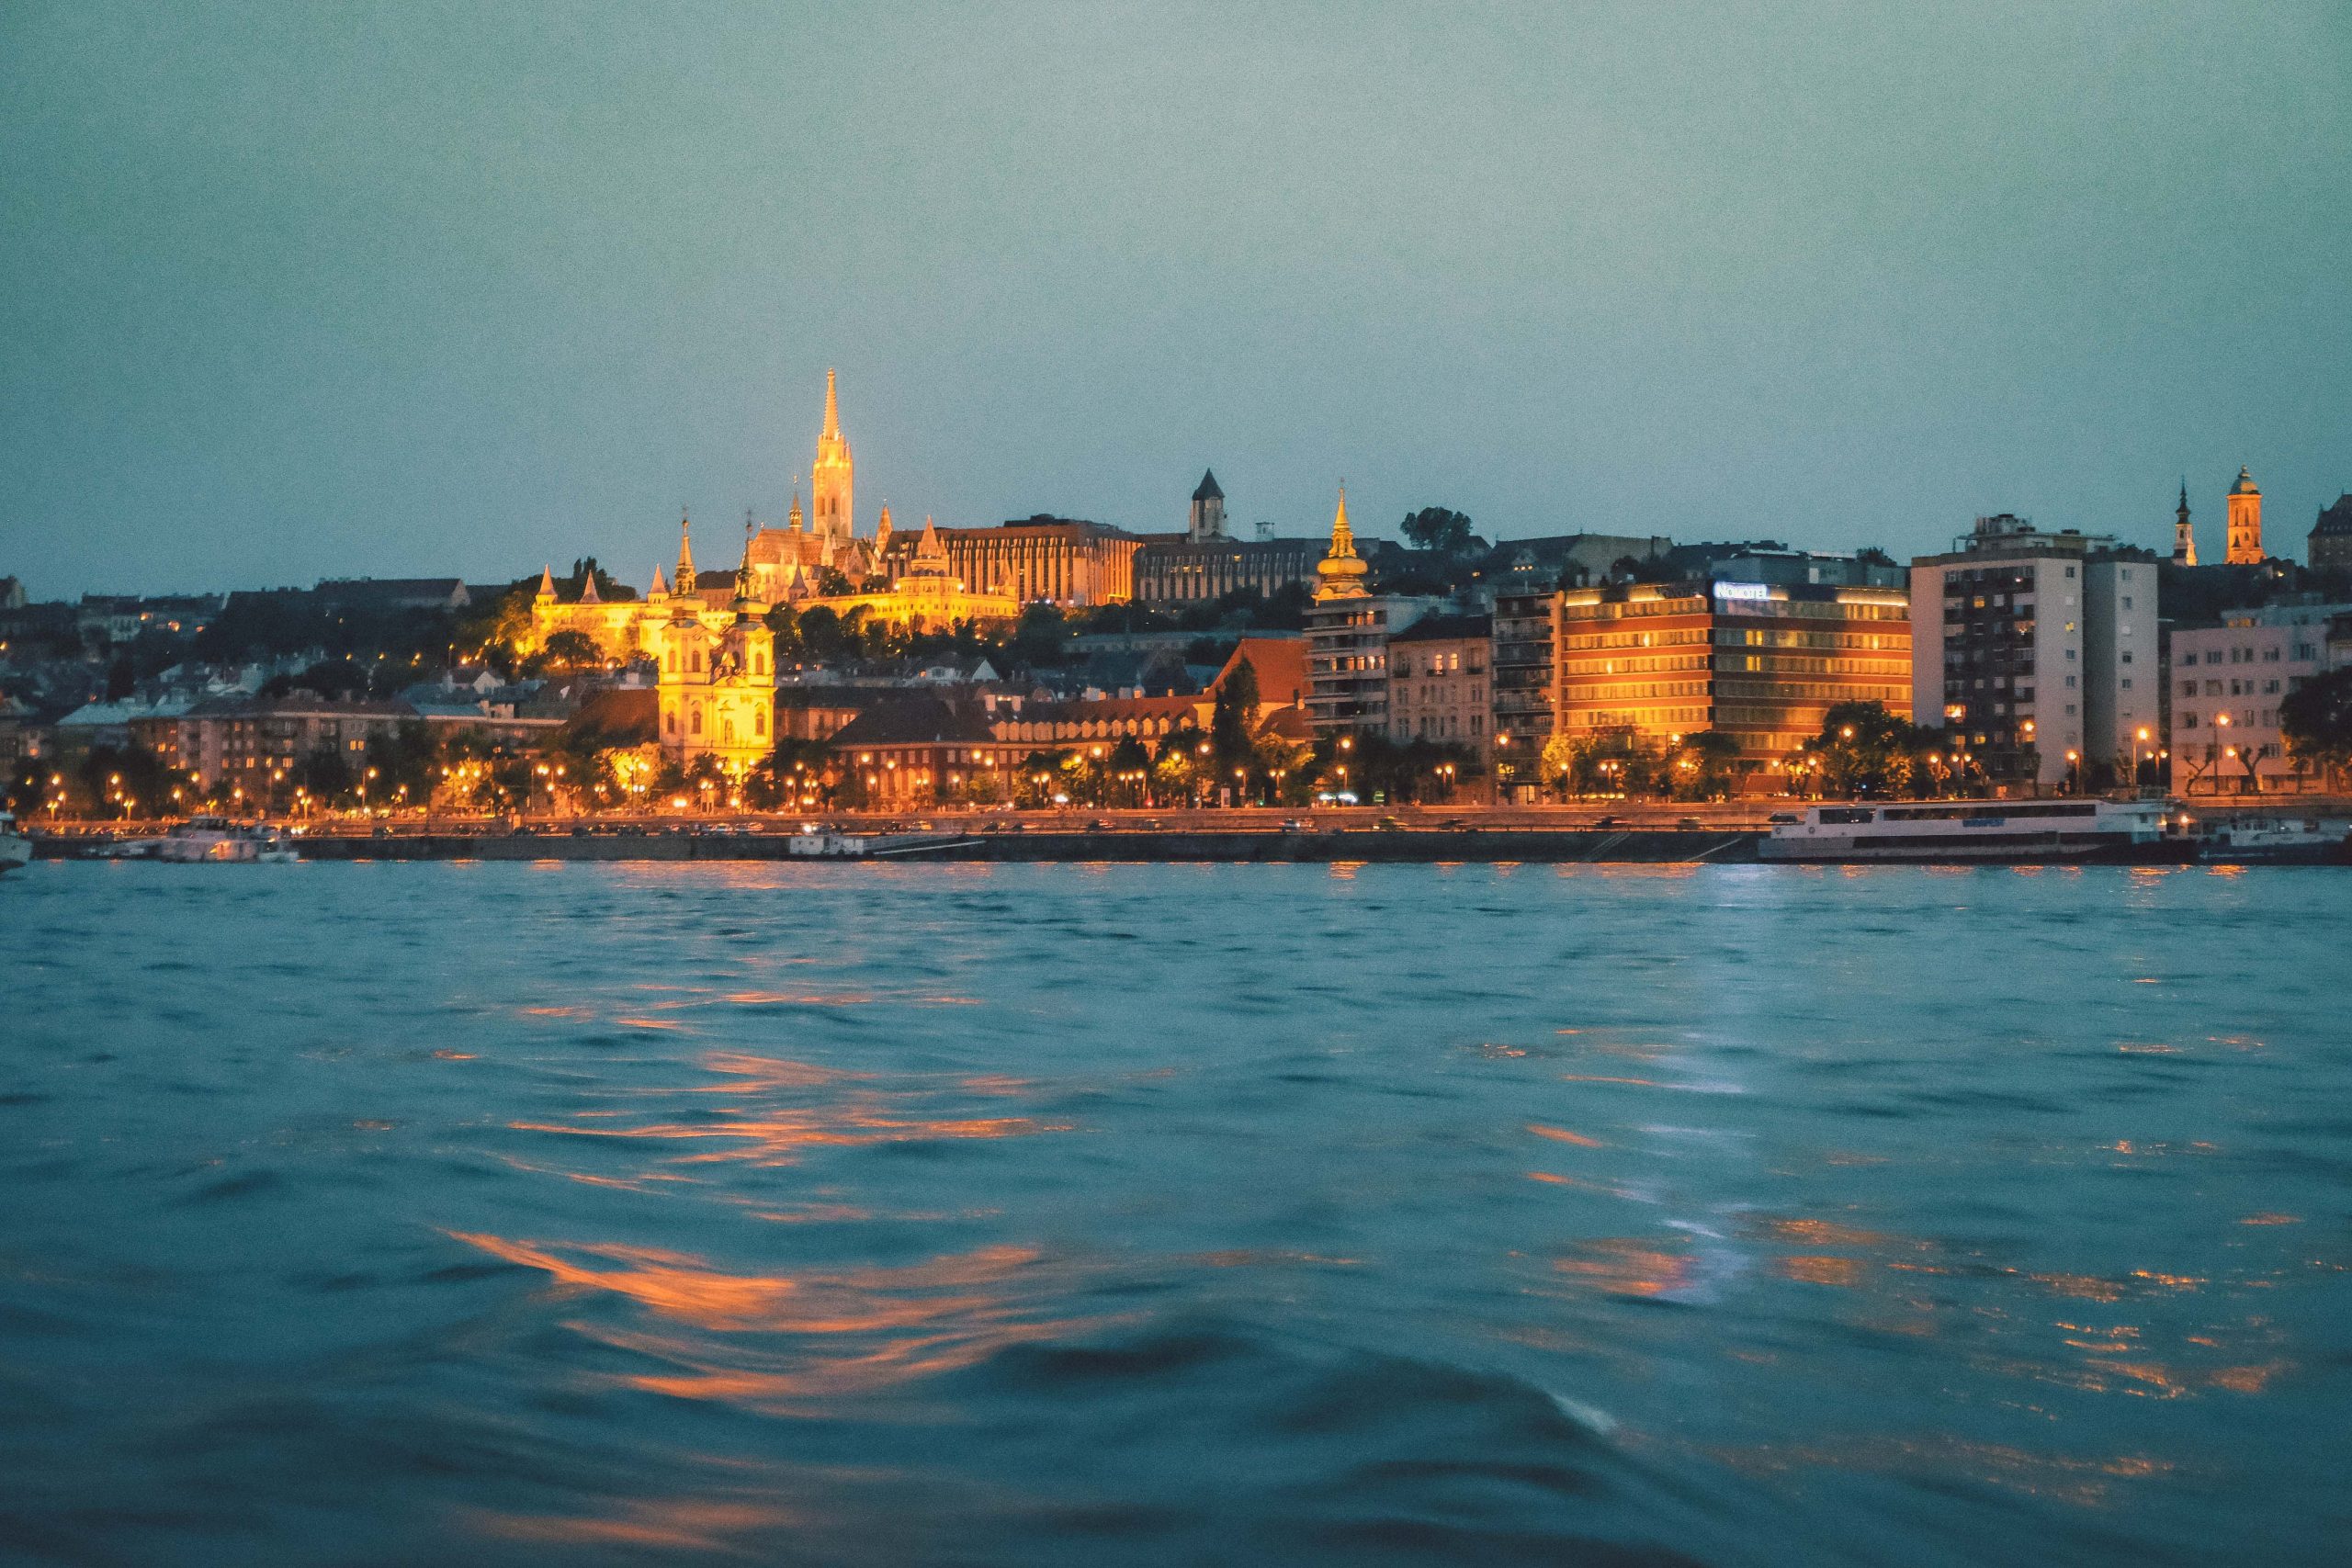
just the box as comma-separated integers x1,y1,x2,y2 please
4,1,2347,598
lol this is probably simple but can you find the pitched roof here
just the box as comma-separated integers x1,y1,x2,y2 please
1212,636,1308,706
1193,468,1223,502
827,695,1001,747
2312,495,2352,536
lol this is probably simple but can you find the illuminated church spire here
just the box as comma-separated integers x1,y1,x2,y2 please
675,513,697,595
2173,479,2197,566
1314,483,1370,601
2226,465,2264,565
811,369,854,546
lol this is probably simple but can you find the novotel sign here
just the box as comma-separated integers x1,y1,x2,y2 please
1711,581,1772,602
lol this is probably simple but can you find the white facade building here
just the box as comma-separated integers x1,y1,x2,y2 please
1910,514,2159,791
2168,602,2352,795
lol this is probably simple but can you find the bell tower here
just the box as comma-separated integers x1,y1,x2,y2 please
810,369,854,546
2172,479,2196,566
2225,466,2264,565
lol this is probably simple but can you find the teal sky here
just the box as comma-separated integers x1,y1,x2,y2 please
4,1,2347,597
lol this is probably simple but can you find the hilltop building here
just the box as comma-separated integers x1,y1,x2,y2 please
1131,470,1328,605
2173,481,2198,566
2308,495,2352,572
532,373,1023,661
2226,467,2265,565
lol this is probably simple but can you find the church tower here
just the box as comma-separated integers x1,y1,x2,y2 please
810,369,854,547
675,513,697,596
1313,484,1370,601
2225,466,2264,564
1189,468,1227,541
657,527,775,774
2172,480,2197,565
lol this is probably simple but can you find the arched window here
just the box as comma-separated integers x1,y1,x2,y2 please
723,717,735,743
754,709,767,737
690,706,703,735
690,647,703,673
664,710,676,735
665,649,677,673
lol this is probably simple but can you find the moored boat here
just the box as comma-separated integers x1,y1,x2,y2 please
1760,799,2190,864
2194,816,2352,865
0,810,29,874
143,818,302,863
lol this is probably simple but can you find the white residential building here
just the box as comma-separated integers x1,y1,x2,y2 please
1910,514,2159,791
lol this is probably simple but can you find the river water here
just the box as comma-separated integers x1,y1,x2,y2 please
1,861,2346,1565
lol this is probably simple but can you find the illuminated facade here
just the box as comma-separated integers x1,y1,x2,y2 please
2225,466,2265,565
533,374,1024,661
814,517,1022,629
2173,481,2198,566
1555,581,1911,768
881,516,1142,607
655,544,775,773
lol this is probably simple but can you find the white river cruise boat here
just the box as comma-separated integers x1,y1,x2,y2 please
0,810,30,874
1760,799,2189,864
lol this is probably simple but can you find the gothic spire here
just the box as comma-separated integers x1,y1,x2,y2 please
675,513,697,595
822,367,841,442
534,564,557,602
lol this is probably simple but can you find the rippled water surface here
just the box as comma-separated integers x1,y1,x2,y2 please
3,861,2347,1565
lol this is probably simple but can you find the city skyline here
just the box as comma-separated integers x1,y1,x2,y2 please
6,3,2350,598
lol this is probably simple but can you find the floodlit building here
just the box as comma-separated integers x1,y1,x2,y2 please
2225,466,2266,565
1553,581,1911,773
655,542,776,774
1909,513,2159,791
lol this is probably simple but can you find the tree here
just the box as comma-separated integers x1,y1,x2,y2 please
1401,507,1475,556
1668,731,1742,800
539,629,605,669
2281,669,2352,784
1210,656,1260,771
1804,701,1928,797
1855,547,1896,568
